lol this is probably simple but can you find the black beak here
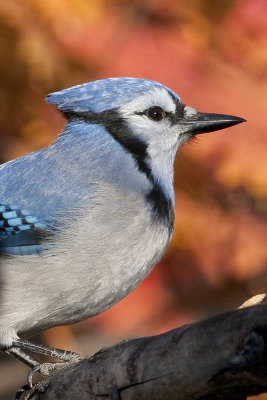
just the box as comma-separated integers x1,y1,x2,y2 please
184,112,246,135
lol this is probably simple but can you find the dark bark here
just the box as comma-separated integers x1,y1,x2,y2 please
19,304,267,399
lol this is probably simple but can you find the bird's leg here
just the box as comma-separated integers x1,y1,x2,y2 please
6,346,39,368
12,339,83,362
5,347,40,395
10,339,83,388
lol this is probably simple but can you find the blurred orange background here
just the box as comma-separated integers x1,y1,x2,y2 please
0,0,267,398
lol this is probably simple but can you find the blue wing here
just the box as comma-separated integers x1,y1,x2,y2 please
0,203,52,255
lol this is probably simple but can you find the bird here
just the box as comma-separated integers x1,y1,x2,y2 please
0,77,245,383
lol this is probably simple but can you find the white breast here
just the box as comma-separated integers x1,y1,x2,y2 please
0,182,172,340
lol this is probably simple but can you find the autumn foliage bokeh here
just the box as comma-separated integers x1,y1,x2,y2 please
0,0,267,367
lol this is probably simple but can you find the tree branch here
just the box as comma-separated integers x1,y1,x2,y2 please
20,304,267,399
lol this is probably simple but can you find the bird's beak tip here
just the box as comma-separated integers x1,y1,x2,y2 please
185,112,246,135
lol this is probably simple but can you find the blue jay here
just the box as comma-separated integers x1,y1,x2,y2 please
0,78,245,382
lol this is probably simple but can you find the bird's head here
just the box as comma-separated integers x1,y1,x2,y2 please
46,78,245,200
46,78,245,162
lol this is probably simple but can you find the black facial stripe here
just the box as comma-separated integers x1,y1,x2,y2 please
63,108,174,229
64,109,148,160
168,106,185,126
147,184,174,231
165,91,185,125
167,90,183,109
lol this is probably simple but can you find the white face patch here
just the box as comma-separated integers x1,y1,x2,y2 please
120,87,179,117
117,85,186,160
116,87,185,205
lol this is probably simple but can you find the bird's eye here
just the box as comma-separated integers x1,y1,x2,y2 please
146,106,165,122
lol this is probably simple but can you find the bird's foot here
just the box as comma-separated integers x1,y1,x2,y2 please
15,358,83,399
15,379,50,400
27,359,81,387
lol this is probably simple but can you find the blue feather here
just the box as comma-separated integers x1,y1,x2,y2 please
46,77,180,114
0,203,50,255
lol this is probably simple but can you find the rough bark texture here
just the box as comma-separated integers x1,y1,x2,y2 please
19,304,267,399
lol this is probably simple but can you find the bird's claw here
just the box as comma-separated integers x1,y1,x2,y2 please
15,379,50,400
16,363,61,399
27,361,74,387
15,384,31,399
27,364,41,388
